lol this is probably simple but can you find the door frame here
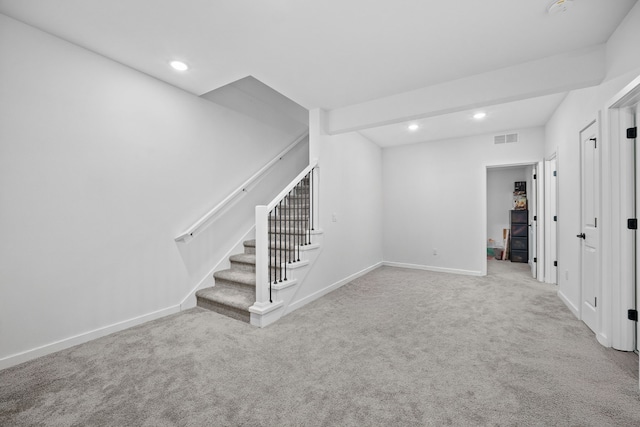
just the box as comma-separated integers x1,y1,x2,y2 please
544,154,558,285
605,74,640,353
536,161,545,282
484,162,545,280
530,165,538,279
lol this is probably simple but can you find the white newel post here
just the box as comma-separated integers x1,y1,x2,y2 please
254,205,269,305
312,163,320,232
250,205,284,327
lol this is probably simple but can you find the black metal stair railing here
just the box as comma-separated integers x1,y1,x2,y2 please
267,168,315,302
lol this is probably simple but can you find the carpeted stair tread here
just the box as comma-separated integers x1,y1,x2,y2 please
228,252,299,268
196,285,254,311
229,253,255,265
213,269,256,286
243,239,296,251
197,194,317,323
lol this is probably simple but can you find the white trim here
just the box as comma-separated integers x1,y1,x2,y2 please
558,289,580,318
179,226,255,309
175,131,309,242
544,154,558,285
609,74,640,109
597,332,609,347
287,260,309,270
249,300,284,315
249,301,285,328
383,261,483,276
0,305,180,371
273,278,298,290
285,262,383,314
299,243,321,252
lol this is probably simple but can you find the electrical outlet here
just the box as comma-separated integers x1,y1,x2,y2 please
565,270,569,280
433,248,438,256
332,213,337,223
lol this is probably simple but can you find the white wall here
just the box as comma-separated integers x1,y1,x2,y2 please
605,1,640,81
487,167,528,247
0,14,307,367
544,0,640,320
383,128,544,276
291,124,383,308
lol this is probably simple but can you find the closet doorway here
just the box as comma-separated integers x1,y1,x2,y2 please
486,163,544,281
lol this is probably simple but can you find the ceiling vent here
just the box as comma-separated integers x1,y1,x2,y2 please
494,133,519,144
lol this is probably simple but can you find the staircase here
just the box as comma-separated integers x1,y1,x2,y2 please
195,174,314,324
195,239,257,323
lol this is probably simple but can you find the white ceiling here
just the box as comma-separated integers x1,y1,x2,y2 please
359,93,568,147
0,0,636,146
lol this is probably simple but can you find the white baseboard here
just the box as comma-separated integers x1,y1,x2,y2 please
0,304,180,371
383,261,483,276
596,332,610,348
285,261,383,315
557,289,580,319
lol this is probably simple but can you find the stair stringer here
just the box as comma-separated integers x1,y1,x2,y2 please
249,231,323,327
180,226,255,310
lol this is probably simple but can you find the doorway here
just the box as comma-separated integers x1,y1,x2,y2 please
486,163,543,280
606,75,640,357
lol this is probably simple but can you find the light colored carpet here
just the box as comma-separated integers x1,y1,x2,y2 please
1,261,639,426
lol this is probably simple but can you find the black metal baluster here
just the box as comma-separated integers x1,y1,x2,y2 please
301,177,305,245
274,203,278,283
269,213,273,302
296,183,304,249
296,181,301,260
273,207,278,285
268,210,272,286
284,194,288,281
307,172,311,245
278,200,283,282
311,168,314,232
287,190,292,264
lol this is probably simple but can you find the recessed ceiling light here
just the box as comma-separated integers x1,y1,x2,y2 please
473,112,487,120
408,124,419,131
548,0,573,15
170,60,189,71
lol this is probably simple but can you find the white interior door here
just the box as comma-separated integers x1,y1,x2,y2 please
580,121,599,333
635,106,639,355
530,166,538,279
634,106,640,392
545,157,557,284
536,161,545,282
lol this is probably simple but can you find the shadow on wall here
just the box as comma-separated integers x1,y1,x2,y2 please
174,136,309,304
